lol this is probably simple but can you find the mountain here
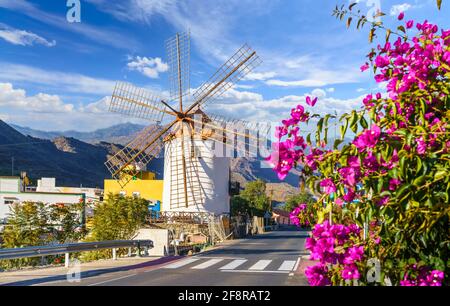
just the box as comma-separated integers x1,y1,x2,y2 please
10,122,147,145
0,121,296,195
0,120,164,187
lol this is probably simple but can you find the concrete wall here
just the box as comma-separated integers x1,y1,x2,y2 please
134,228,170,256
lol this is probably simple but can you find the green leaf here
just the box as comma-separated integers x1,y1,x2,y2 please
437,0,442,10
359,115,368,129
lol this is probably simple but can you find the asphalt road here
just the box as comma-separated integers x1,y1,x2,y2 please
11,228,309,286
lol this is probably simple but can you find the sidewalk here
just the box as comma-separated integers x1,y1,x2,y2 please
0,256,172,286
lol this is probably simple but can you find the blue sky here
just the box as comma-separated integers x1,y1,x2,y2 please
0,0,449,131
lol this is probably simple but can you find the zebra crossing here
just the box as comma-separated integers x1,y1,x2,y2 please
162,257,299,273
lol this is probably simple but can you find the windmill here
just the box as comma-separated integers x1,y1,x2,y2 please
104,32,269,214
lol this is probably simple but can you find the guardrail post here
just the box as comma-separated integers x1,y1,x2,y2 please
128,247,132,257
65,253,70,268
112,248,117,260
136,242,141,257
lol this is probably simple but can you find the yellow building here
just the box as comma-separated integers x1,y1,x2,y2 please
104,171,164,206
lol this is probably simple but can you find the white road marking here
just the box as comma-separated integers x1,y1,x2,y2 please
248,260,272,270
221,270,289,274
293,256,301,271
219,259,248,270
87,274,137,286
278,260,296,271
191,258,224,269
163,258,199,269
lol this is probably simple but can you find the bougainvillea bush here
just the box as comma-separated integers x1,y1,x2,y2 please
289,203,315,228
268,13,449,286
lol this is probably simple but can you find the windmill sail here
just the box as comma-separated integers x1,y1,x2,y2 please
186,44,261,113
166,32,190,109
110,81,172,123
105,123,172,187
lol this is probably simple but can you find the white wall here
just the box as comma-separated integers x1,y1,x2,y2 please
0,193,83,220
162,137,230,215
0,178,20,192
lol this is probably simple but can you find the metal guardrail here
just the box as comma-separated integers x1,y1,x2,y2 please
0,240,153,267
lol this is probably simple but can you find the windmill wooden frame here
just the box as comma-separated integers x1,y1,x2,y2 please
105,32,268,209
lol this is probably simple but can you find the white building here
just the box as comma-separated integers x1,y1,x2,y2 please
162,125,230,216
0,177,86,221
36,177,103,205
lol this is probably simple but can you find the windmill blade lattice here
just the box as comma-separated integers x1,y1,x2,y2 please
105,123,170,187
110,81,171,123
166,32,190,106
186,44,261,113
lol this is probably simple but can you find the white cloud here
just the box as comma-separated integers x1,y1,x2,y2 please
0,0,140,50
0,83,73,113
0,23,55,47
326,88,335,93
265,79,327,87
0,82,148,131
0,62,116,95
127,56,169,79
390,3,412,16
244,71,277,81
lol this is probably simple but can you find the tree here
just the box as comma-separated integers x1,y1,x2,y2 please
1,202,50,269
230,196,251,216
48,203,85,244
284,192,315,212
240,179,270,212
80,194,149,261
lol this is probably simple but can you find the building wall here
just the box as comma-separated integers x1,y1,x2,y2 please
104,179,163,204
0,177,21,193
0,192,84,220
162,137,230,215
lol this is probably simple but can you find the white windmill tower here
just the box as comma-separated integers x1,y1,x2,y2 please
104,32,268,215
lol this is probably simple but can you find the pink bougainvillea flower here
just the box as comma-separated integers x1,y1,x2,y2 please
343,246,364,264
341,264,361,280
305,263,331,286
335,198,344,207
406,20,414,29
353,125,381,151
389,178,402,191
274,126,288,139
338,167,358,186
375,55,390,68
416,136,427,155
290,104,304,120
342,189,356,202
347,156,360,168
320,178,336,194
360,62,369,72
398,12,405,21
306,96,318,107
